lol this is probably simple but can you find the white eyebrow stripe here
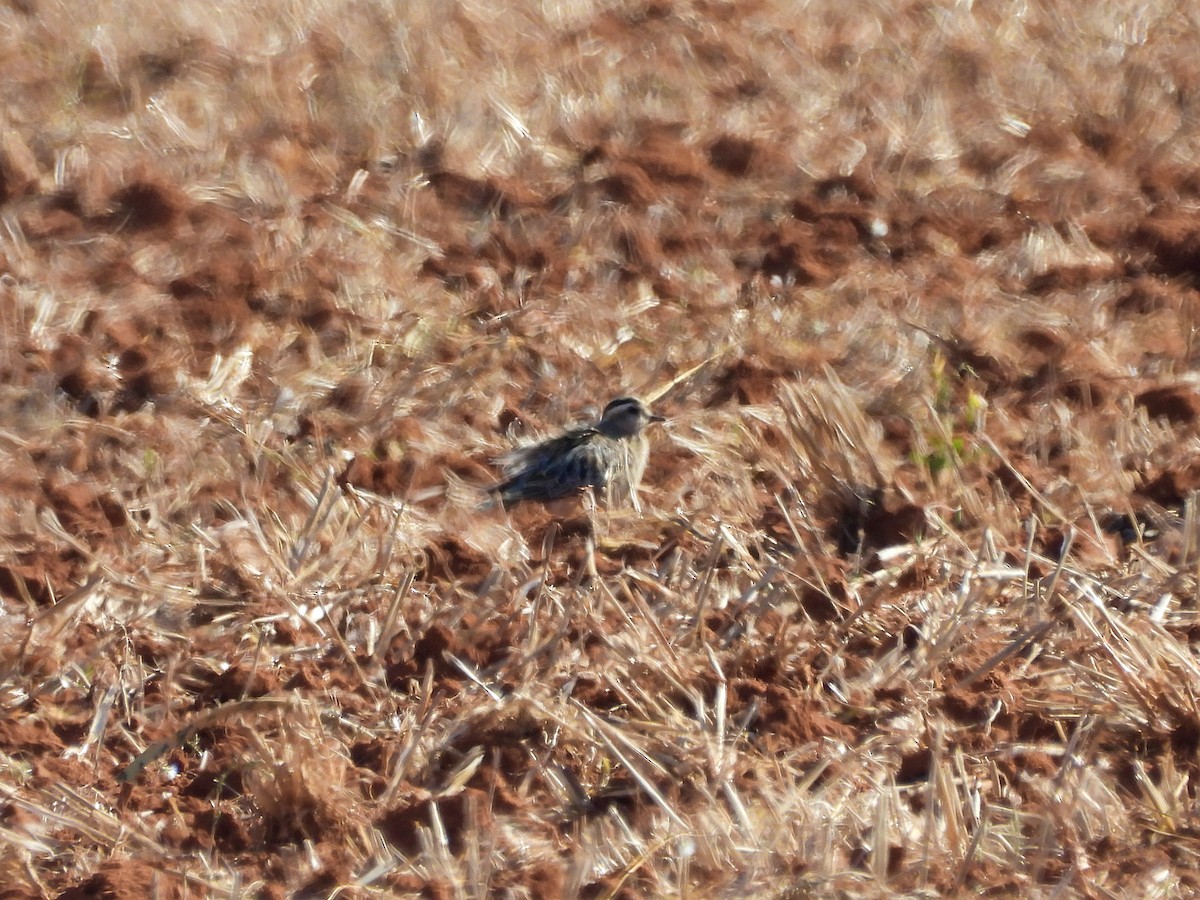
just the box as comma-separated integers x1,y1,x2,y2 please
603,398,643,415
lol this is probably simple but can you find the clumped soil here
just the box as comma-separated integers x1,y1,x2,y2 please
4,0,1200,896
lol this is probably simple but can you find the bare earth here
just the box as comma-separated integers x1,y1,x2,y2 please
3,0,1200,896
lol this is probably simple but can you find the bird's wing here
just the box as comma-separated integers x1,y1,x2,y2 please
491,429,609,504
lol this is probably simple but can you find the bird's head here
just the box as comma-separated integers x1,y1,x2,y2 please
596,397,665,438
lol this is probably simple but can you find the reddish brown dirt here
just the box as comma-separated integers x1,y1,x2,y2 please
4,0,1200,896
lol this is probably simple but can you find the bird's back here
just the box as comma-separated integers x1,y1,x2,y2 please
489,426,618,507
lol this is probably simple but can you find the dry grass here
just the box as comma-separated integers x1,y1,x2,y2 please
3,0,1200,896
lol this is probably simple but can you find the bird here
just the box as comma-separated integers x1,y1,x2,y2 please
486,397,665,511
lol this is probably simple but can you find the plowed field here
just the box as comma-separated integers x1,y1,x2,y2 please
4,1,1200,896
